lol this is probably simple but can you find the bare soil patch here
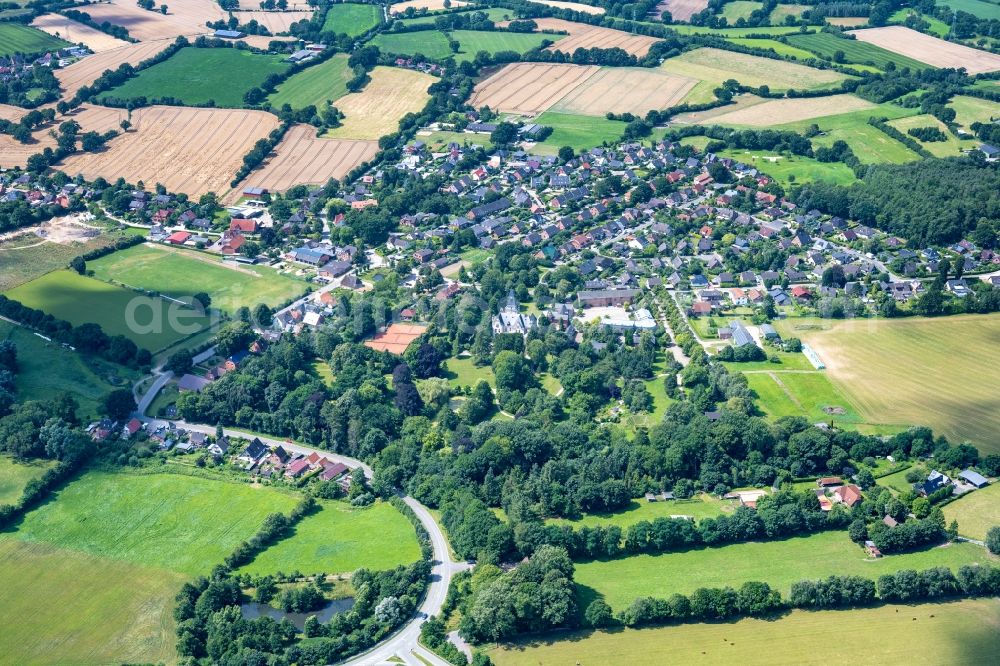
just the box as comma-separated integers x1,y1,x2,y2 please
390,0,468,14
551,66,697,116
55,39,174,98
850,26,1000,74
532,18,660,57
231,124,378,200
655,0,709,21
58,105,280,198
32,14,130,51
470,62,600,115
231,10,313,34
324,66,435,140
680,94,875,126
79,0,224,41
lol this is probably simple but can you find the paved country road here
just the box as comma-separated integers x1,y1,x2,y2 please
138,415,467,666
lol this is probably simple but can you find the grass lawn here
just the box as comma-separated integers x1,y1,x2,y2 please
268,54,352,110
371,30,455,59
725,37,816,59
943,483,1000,541
6,269,211,353
666,24,803,36
321,2,381,36
88,243,306,314
239,500,421,576
0,22,67,57
718,0,763,22
445,356,495,389
888,8,951,36
0,539,186,665
574,530,993,610
0,455,54,505
452,29,558,61
399,7,512,25
531,111,626,154
12,470,299,576
97,47,289,108
723,349,815,371
876,466,922,494
745,370,865,427
787,31,932,70
419,129,493,150
769,3,808,22
948,94,1000,130
717,148,856,187
772,314,1000,453
0,320,135,420
888,113,972,157
313,358,335,386
487,598,1000,666
547,494,733,529
769,103,919,164
938,0,1000,19
0,228,132,292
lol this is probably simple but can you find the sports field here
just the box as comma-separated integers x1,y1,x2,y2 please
533,111,627,153
6,269,211,352
88,243,306,313
268,54,352,109
0,320,134,420
324,66,434,140
487,599,1000,666
0,22,68,57
239,500,422,576
787,31,932,70
98,47,289,107
574,530,992,609
0,455,55,505
944,483,1000,541
745,369,866,426
717,148,856,186
322,2,381,36
546,494,733,529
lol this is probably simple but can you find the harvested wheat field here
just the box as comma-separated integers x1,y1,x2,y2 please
325,66,434,140
239,34,296,48
471,62,599,115
654,0,709,21
80,0,223,41
32,14,130,52
529,0,605,14
661,47,847,91
231,10,313,34
850,26,1000,74
826,16,868,27
56,39,174,98
233,124,378,197
58,106,280,197
390,0,468,14
682,94,875,127
0,105,130,169
365,323,427,355
551,66,697,116
534,18,660,57
0,104,26,122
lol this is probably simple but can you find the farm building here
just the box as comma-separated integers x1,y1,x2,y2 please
577,288,638,308
959,469,989,488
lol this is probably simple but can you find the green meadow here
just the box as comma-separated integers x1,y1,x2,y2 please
322,2,381,36
0,455,55,505
268,54,353,110
787,32,932,70
0,22,67,57
546,494,733,530
717,148,857,187
532,111,627,153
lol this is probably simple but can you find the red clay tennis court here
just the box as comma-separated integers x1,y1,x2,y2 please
364,323,426,355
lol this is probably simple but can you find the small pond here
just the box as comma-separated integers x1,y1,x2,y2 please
240,597,355,630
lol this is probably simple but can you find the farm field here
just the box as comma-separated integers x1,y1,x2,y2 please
666,24,802,36
655,0,709,21
546,494,733,529
399,7,510,25
324,66,435,140
786,31,932,70
888,8,951,36
487,599,1000,666
0,539,186,665
574,530,993,609
550,66,697,116
718,0,762,22
239,500,422,576
770,102,920,163
371,29,454,59
948,94,1000,129
58,105,281,198
888,114,972,157
470,63,600,115
269,54,352,109
234,124,379,197
769,3,808,22
532,17,661,57
451,29,558,60
54,38,174,98
0,21,67,57
0,455,55,506
231,9,313,33
32,13,129,51
0,224,132,291
773,314,1000,452
533,0,605,14
660,48,848,97
88,243,306,313
717,148,856,186
0,320,135,420
0,104,130,169
943,483,1000,541
532,111,627,153
5,269,211,352
938,0,1000,19
97,47,289,107
850,26,1000,74
390,0,468,13
321,2,381,35
76,0,225,41
725,37,816,59
687,94,875,127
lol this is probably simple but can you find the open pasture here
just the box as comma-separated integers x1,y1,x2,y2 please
787,31,932,70
532,111,627,152
55,38,174,98
322,2,381,35
888,113,971,157
725,37,817,59
232,124,379,196
532,17,661,57
452,29,557,60
371,29,454,59
654,0,709,21
232,9,313,33
97,46,289,107
944,483,1000,541
89,243,306,313
718,0,762,22
574,530,992,609
938,0,1000,19
660,47,848,95
0,22,67,56
390,0,468,13
5,269,211,352
32,13,129,51
58,105,281,198
0,224,132,291
324,66,435,140
850,26,1000,74
75,0,224,41
269,54,352,109
774,314,1000,452
0,455,54,506
769,3,808,21
666,24,802,36
547,494,732,529
470,62,600,115
683,93,875,127
550,66,697,116
488,599,1000,666
531,0,606,14
239,500,422,576
948,94,1000,129
770,102,920,163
